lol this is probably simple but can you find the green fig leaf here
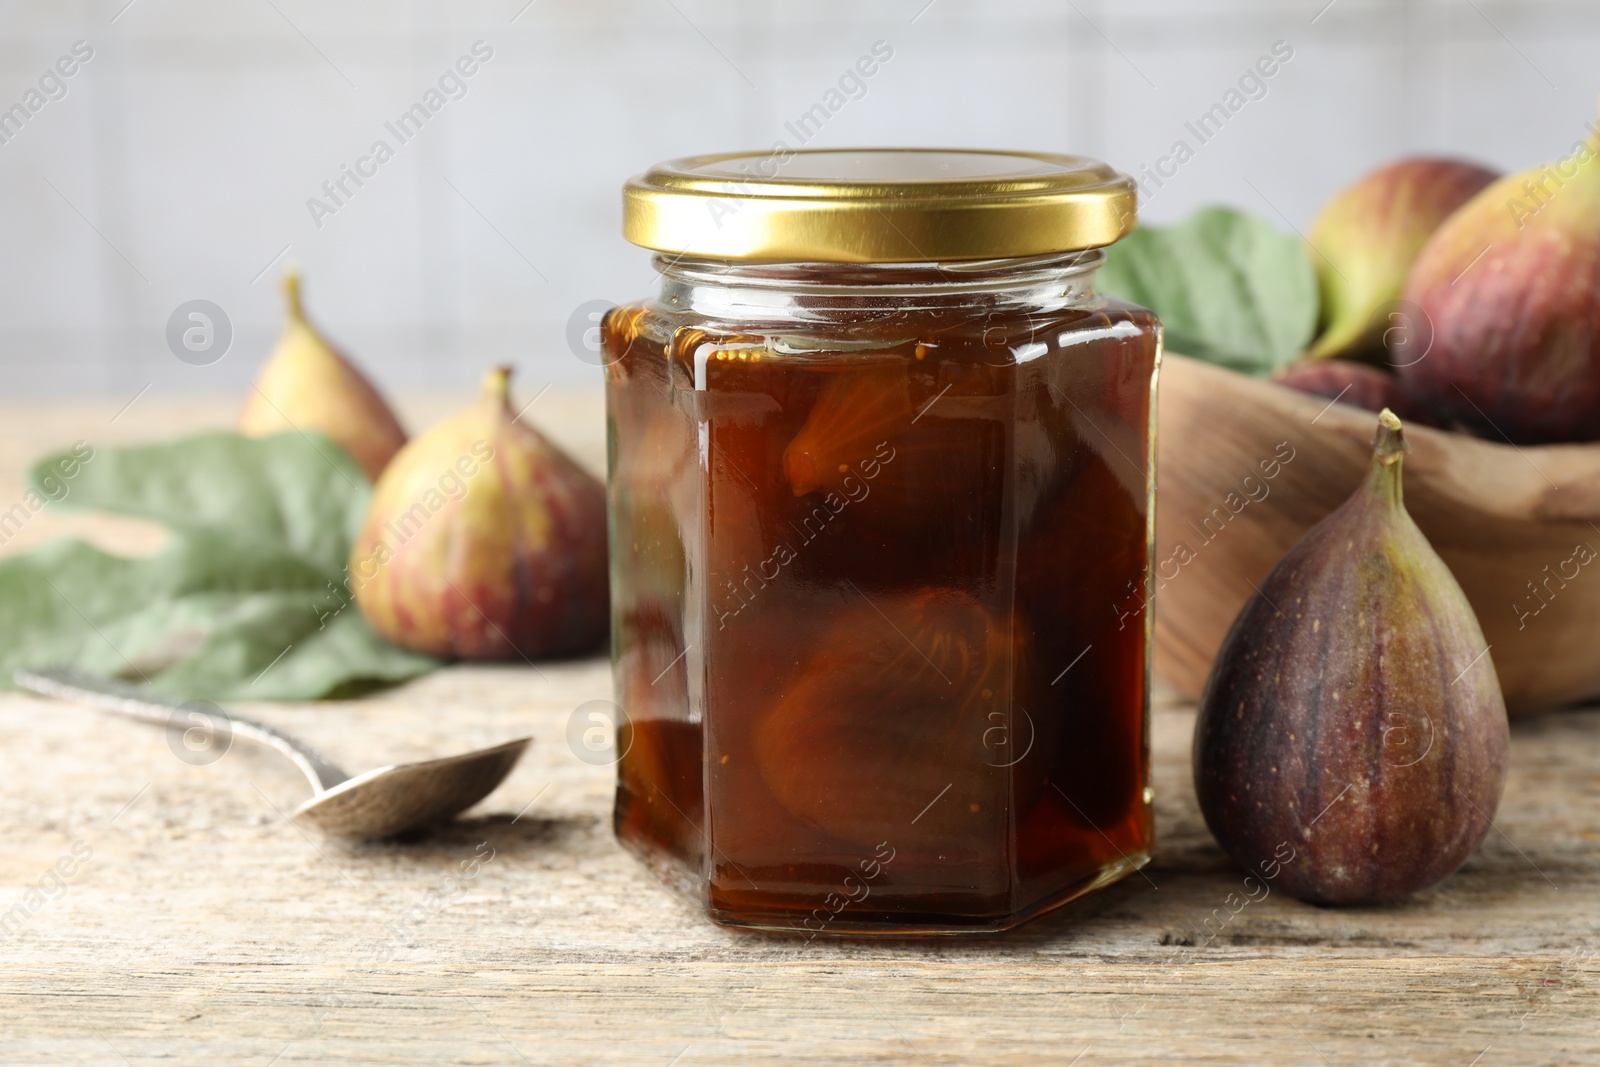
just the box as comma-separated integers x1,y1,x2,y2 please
1,432,439,701
1098,206,1319,376
35,430,370,576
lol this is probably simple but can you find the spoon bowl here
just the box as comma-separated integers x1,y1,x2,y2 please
293,737,531,838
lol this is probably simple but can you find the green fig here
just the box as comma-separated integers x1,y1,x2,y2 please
1306,158,1498,361
238,270,408,480
1400,121,1600,442
1193,410,1508,904
350,366,608,659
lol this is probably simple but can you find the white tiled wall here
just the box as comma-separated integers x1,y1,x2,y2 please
1,0,1596,399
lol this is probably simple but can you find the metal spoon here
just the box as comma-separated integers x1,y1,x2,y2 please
14,666,531,838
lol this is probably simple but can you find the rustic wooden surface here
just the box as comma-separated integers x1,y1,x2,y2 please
1,393,1597,1066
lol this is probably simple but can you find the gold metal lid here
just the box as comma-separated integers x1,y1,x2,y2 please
622,148,1136,263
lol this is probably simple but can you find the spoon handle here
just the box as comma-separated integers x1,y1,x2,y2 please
13,666,350,794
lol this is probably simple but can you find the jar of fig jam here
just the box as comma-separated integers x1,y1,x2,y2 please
603,149,1160,935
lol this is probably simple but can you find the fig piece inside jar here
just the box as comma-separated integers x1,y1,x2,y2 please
752,587,1043,853
782,364,914,496
1017,446,1148,833
780,356,1010,561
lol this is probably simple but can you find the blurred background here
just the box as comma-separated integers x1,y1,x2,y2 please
1,0,1596,400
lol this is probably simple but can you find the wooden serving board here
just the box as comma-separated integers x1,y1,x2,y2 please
0,395,1596,1065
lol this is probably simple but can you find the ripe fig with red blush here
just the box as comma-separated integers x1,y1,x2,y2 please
351,367,608,659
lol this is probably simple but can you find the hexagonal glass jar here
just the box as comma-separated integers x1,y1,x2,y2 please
603,150,1161,935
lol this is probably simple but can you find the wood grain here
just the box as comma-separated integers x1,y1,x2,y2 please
0,395,1596,1065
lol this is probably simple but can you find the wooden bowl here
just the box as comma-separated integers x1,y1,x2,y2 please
1153,353,1600,716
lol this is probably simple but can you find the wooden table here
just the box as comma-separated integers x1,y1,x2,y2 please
2,395,1596,1065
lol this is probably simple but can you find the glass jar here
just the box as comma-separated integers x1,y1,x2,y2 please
603,149,1161,935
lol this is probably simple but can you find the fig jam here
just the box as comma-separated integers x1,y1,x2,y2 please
607,148,1159,934
604,255,1160,934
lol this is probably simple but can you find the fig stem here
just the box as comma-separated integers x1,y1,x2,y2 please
282,269,304,320
1369,407,1408,509
483,365,513,404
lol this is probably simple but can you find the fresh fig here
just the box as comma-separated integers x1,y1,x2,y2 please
1400,125,1600,442
1274,360,1437,426
349,366,608,659
238,270,408,480
1306,158,1498,361
1193,409,1508,904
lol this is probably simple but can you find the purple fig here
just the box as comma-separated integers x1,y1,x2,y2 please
239,270,408,480
1193,409,1508,904
1400,125,1600,442
1274,360,1438,426
350,366,608,659
1306,158,1499,361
